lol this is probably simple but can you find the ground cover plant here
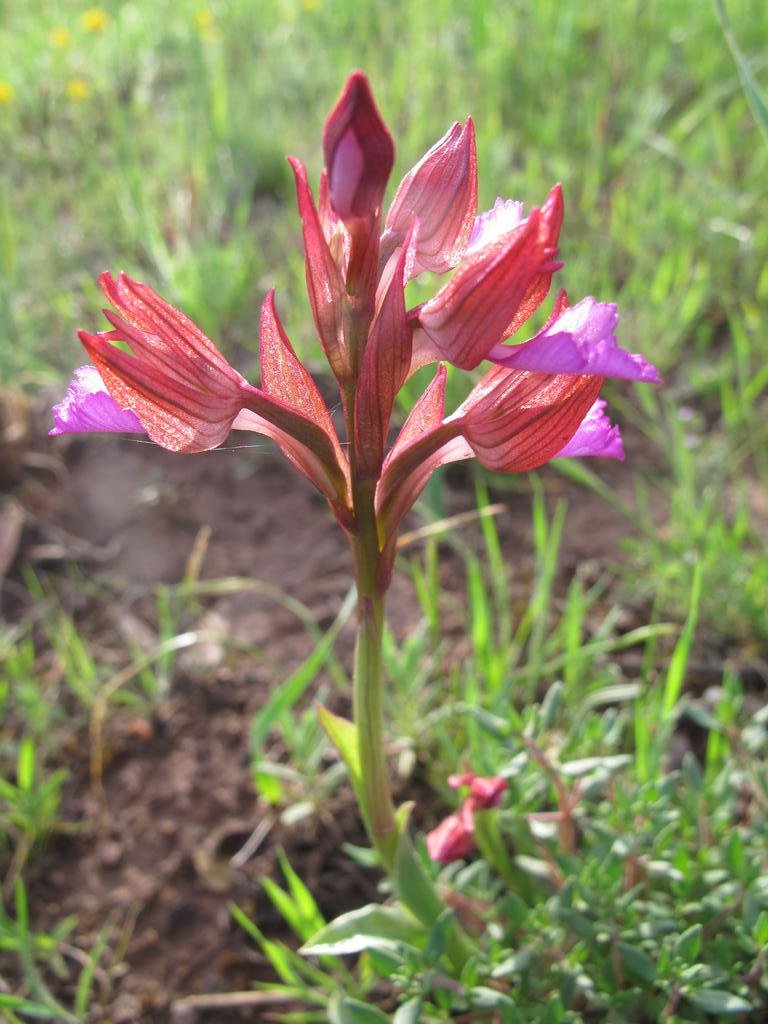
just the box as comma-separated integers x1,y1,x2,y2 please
1,1,767,1021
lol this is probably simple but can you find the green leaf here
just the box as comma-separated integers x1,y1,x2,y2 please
714,0,768,140
301,905,423,957
393,832,443,927
277,850,326,937
725,829,745,877
662,563,702,718
618,942,657,982
74,923,112,1018
686,989,753,1014
316,705,363,806
393,998,422,1024
753,910,768,948
674,924,702,962
557,907,596,942
17,737,36,793
230,904,301,986
424,909,453,963
559,755,631,778
253,768,283,804
469,985,518,1009
329,993,391,1024
0,998,59,1020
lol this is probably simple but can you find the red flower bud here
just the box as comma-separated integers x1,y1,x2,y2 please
426,804,475,864
384,118,477,276
449,772,508,809
323,71,394,221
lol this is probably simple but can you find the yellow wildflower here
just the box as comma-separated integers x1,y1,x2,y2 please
65,76,91,101
194,9,213,30
0,81,14,105
301,0,319,9
81,8,108,32
50,26,72,49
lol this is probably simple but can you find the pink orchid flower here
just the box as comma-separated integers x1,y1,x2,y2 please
52,70,658,594
426,771,509,864
51,70,659,884
426,803,476,865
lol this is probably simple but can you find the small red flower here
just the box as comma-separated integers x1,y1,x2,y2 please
449,772,508,809
426,772,509,865
425,803,475,865
71,272,350,516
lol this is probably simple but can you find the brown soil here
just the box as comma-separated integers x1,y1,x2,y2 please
0,415,649,1023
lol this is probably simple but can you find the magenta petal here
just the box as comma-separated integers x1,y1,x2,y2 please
49,365,145,436
489,298,661,382
556,398,625,459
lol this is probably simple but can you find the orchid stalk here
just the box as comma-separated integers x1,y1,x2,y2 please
51,72,658,912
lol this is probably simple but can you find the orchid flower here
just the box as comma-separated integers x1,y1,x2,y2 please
426,772,509,864
52,72,658,912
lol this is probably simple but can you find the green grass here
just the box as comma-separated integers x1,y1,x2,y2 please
1,0,768,1018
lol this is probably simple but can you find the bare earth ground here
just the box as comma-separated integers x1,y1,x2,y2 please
1,410,658,1023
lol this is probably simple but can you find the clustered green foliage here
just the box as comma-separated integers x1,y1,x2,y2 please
250,701,767,1023
232,497,768,1022
1,0,767,1020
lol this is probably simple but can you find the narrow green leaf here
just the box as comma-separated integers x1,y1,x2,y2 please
557,907,596,942
0,998,58,1020
393,831,445,928
74,924,112,1018
724,830,745,877
662,563,702,718
686,988,753,1014
230,904,301,986
674,924,702,962
278,850,326,937
301,904,422,957
393,997,422,1024
316,705,364,812
618,942,657,982
329,993,391,1024
713,0,768,140
469,985,517,1009
17,737,36,793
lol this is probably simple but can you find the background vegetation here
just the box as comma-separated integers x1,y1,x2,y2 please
0,0,766,1020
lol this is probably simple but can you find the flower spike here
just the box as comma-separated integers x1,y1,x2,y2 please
53,76,660,895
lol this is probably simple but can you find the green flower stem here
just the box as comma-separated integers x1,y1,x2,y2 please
350,478,399,873
343,382,472,970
